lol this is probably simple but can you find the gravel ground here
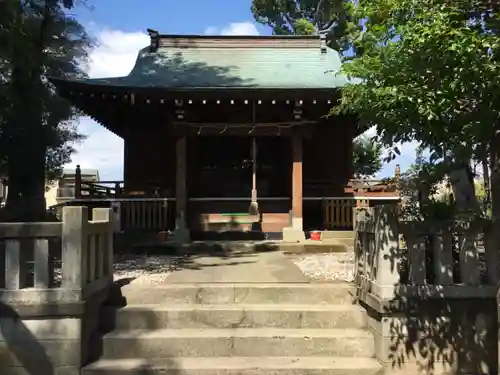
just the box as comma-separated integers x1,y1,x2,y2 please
112,252,357,284
50,254,179,287
112,254,179,285
48,249,355,286
292,252,355,282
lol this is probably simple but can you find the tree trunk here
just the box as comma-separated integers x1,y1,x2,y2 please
488,128,500,269
490,130,500,220
1,1,53,222
449,165,481,215
482,157,491,216
3,60,46,221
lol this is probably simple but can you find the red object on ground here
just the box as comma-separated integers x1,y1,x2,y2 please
310,231,321,241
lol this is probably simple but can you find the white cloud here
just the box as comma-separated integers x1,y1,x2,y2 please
66,117,124,180
66,29,149,180
357,126,419,177
204,22,260,36
88,29,149,78
364,125,377,138
67,23,261,180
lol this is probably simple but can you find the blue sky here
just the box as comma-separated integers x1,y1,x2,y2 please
73,0,271,36
66,0,417,180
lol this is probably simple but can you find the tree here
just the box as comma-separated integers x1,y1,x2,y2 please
352,135,382,177
333,0,500,215
0,0,90,220
399,155,458,221
251,0,357,53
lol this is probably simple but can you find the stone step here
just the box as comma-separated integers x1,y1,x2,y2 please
83,357,383,375
320,231,355,241
280,242,352,254
119,283,356,305
102,304,367,330
102,328,374,358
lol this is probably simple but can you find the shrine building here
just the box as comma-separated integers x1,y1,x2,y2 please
51,31,398,241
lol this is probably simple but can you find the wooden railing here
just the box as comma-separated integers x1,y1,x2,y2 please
50,198,174,232
119,198,170,231
322,198,376,230
354,205,499,302
323,199,355,229
80,180,124,197
0,206,113,304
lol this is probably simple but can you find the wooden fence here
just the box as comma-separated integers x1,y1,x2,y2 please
118,198,170,232
0,206,113,304
323,199,355,229
323,198,370,230
51,198,174,233
354,205,499,302
80,180,124,198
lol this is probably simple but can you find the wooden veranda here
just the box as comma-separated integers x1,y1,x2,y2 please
49,165,401,236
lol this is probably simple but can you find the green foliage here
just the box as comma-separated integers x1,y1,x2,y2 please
0,0,91,219
294,18,316,35
333,0,500,169
475,181,486,204
398,157,448,221
251,0,359,53
352,135,383,177
399,157,493,220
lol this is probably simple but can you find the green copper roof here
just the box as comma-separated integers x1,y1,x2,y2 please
54,35,352,90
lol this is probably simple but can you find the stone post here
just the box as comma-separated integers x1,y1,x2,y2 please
92,208,114,283
61,206,88,290
373,205,400,299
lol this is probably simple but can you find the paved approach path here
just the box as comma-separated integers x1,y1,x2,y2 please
167,247,311,283
113,240,355,288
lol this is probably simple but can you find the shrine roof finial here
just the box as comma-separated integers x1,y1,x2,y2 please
147,28,159,37
147,28,160,52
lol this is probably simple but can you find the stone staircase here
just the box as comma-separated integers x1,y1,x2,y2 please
83,283,382,375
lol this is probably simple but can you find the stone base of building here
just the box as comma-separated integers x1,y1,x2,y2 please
172,227,191,244
282,227,306,242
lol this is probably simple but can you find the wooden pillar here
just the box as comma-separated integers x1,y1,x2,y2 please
175,137,187,230
291,136,303,230
122,128,129,192
75,165,82,198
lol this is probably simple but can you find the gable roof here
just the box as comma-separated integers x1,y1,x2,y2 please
52,34,352,91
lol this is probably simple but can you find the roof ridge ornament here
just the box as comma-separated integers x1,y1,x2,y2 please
147,28,160,52
319,33,327,54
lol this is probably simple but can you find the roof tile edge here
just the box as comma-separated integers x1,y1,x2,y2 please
148,32,322,50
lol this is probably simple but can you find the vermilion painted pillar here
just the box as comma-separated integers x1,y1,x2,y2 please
291,136,303,230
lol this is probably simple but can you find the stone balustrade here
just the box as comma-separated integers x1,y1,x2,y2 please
0,206,114,375
354,205,499,374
